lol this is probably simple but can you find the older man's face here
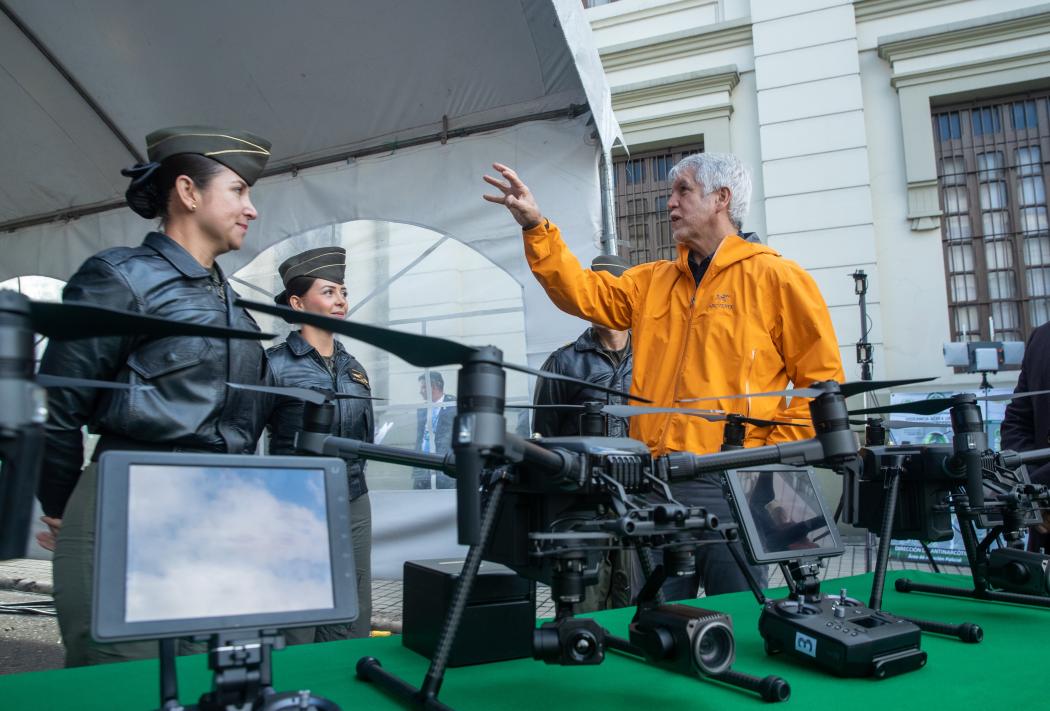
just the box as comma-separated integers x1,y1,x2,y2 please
667,172,724,247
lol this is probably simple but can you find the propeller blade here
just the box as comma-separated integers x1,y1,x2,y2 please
237,298,650,404
505,403,586,411
227,382,326,405
838,377,938,398
884,419,948,429
328,392,386,401
850,398,956,417
736,415,811,428
980,388,1050,402
601,404,724,421
679,387,822,403
34,374,152,391
678,377,939,404
236,298,473,367
500,361,649,403
29,301,275,341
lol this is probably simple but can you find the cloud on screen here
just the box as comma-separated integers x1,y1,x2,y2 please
124,466,335,623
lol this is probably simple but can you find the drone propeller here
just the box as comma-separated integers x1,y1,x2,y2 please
34,374,152,391
508,402,810,427
23,299,276,341
227,382,385,405
851,388,1050,417
678,377,938,403
235,298,647,403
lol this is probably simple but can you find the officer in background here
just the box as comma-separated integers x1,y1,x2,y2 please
533,254,633,439
533,253,639,610
266,246,375,640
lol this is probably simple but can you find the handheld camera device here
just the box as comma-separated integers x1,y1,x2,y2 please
94,452,356,711
724,465,927,679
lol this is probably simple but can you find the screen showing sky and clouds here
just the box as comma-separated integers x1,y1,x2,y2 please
736,469,834,557
124,465,334,623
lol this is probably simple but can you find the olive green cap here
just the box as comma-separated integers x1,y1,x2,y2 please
145,125,272,185
275,247,347,305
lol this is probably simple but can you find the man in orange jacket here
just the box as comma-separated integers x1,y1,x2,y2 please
483,153,844,600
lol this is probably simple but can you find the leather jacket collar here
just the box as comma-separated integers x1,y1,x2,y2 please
574,327,630,355
143,232,216,279
286,329,346,359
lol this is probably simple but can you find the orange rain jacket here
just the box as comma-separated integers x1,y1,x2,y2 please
524,220,845,456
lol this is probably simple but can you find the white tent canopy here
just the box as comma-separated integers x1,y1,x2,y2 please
1,0,624,572
0,1,620,298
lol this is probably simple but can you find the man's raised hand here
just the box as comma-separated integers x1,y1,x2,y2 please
482,163,543,229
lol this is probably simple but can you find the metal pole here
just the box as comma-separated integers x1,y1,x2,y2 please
599,149,619,256
852,270,876,572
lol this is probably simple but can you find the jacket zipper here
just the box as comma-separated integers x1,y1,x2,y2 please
663,273,701,450
745,349,756,419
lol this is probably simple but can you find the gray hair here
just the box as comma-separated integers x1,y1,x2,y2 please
668,153,752,230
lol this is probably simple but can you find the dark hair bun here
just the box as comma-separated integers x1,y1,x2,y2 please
121,162,163,218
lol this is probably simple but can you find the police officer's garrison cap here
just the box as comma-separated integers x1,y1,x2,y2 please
275,247,347,306
122,125,271,218
590,254,629,277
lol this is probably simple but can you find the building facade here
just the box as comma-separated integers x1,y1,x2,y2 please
585,0,1050,391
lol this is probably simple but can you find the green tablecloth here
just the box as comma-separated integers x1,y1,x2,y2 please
1,571,1045,709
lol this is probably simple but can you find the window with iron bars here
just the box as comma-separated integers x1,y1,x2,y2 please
614,144,703,265
934,93,1050,345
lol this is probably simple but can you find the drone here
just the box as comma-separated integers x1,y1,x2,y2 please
841,392,1050,613
233,297,952,709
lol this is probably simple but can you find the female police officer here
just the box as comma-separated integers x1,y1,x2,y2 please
36,126,272,666
266,247,375,641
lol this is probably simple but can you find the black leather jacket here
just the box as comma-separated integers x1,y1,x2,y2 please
533,328,633,438
266,331,374,500
37,232,270,517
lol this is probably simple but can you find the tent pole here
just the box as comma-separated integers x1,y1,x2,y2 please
598,149,618,256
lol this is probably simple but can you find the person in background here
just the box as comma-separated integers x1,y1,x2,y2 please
483,153,843,600
1000,321,1050,554
414,371,456,489
533,253,639,610
266,246,375,641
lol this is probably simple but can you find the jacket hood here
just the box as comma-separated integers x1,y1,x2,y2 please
674,234,779,280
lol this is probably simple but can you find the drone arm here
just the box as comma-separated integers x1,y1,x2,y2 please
507,433,582,489
661,438,825,481
999,447,1050,468
295,431,456,475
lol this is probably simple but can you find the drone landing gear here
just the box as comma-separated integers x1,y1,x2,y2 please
894,501,1050,609
867,460,984,642
356,472,510,710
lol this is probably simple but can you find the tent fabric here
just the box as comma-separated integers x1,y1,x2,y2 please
1,1,624,575
0,0,621,234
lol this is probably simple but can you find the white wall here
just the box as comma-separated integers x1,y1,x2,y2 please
584,0,1050,393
